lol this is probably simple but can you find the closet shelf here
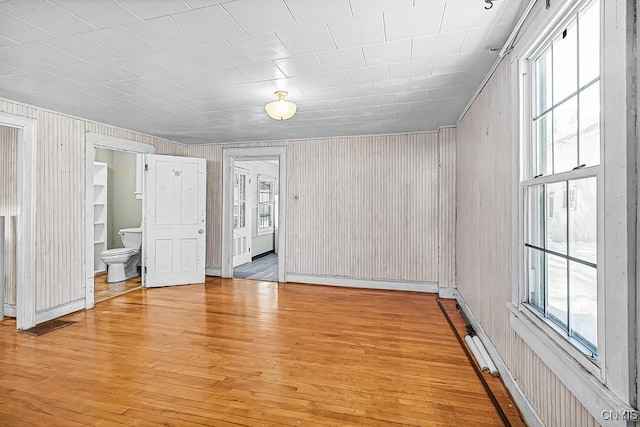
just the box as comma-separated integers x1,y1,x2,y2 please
93,161,108,274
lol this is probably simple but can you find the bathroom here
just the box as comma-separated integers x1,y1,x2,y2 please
93,148,142,302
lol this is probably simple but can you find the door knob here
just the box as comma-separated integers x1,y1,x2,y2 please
198,229,204,234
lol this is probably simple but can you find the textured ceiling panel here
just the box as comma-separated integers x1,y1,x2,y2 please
0,0,525,144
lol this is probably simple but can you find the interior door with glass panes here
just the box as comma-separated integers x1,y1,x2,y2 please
233,168,252,267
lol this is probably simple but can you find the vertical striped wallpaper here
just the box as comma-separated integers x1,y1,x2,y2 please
189,132,444,284
456,57,597,426
0,99,186,316
85,122,188,156
0,126,18,306
438,127,456,289
0,100,38,119
0,125,18,215
35,111,86,311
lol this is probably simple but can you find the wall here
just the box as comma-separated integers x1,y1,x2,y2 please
190,130,455,286
458,0,639,422
0,98,186,319
0,125,18,306
457,54,599,427
438,127,456,290
95,148,142,249
235,160,279,258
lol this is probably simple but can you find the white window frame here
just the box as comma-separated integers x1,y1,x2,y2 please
509,0,637,423
256,175,276,235
518,0,603,373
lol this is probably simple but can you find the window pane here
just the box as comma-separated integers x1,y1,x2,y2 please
553,21,578,104
527,247,545,311
569,177,597,264
239,202,245,228
259,204,272,228
239,175,246,201
579,81,600,166
535,113,553,176
553,97,578,173
569,262,597,349
233,204,239,229
259,181,272,203
547,254,568,327
579,0,600,87
535,47,553,115
546,182,567,254
525,185,544,247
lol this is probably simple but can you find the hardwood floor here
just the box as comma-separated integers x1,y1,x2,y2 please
94,272,141,303
0,278,522,426
233,253,278,281
439,299,525,426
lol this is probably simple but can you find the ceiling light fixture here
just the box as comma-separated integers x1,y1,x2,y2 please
265,91,297,121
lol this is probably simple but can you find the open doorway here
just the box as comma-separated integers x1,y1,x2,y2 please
232,160,279,281
1,125,19,322
222,147,287,283
92,147,143,303
85,133,154,308
0,113,36,330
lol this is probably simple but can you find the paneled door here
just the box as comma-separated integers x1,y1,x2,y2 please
233,168,252,267
144,154,206,287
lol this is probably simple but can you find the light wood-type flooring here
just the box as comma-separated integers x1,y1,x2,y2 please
0,278,524,426
94,272,141,303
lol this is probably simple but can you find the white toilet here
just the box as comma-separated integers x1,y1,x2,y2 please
100,227,142,283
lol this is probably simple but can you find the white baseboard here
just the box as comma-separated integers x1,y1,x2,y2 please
456,293,545,427
35,298,85,325
438,287,459,299
3,304,16,318
205,267,221,276
287,274,438,293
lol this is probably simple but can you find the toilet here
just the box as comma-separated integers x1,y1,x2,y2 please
100,227,142,283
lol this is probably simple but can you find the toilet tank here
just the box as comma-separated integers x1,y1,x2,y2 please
119,227,142,249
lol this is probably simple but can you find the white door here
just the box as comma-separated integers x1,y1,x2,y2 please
145,154,206,287
233,168,252,267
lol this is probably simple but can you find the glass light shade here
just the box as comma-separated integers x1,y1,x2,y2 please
265,91,297,120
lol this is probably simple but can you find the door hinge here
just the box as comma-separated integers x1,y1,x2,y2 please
144,163,148,171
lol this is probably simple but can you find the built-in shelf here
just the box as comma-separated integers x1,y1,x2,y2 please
93,161,108,274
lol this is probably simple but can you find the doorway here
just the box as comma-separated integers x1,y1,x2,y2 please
222,147,287,283
0,113,37,330
232,160,279,281
85,133,154,309
92,147,144,303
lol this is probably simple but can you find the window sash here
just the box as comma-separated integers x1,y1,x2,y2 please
257,176,275,233
521,0,601,360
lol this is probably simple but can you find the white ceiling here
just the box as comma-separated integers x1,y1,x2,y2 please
0,0,525,144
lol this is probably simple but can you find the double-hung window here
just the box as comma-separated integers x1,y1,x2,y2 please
257,176,275,234
521,0,600,358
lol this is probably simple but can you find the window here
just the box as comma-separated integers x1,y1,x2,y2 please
257,176,275,233
233,171,247,230
522,0,600,358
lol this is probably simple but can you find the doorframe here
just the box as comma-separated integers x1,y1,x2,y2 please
222,147,287,282
0,112,37,329
84,132,154,309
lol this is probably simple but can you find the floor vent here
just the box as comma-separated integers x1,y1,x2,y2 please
21,320,74,337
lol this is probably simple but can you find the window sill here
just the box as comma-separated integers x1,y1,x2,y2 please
519,303,599,374
256,228,274,236
508,303,637,426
